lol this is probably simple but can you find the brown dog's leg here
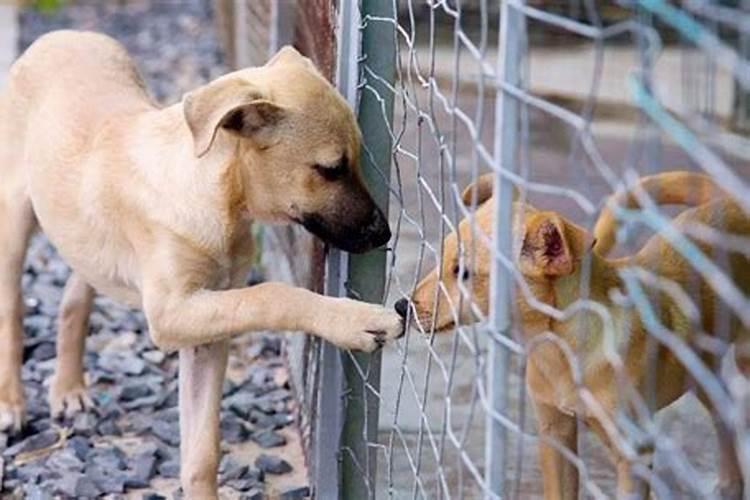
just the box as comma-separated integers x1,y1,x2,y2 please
142,281,402,352
588,418,650,500
711,416,743,499
49,272,95,419
179,341,229,500
697,387,743,500
535,401,579,500
0,199,35,432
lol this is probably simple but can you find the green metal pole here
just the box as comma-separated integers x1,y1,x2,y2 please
339,0,396,498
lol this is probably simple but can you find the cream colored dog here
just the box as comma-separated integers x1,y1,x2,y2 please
395,171,749,499
0,30,403,498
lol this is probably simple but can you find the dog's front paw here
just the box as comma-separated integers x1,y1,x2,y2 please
49,378,93,420
0,379,26,433
324,299,405,352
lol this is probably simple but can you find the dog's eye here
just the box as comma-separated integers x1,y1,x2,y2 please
452,264,470,281
313,160,347,181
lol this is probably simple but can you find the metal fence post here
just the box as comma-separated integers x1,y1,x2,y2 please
339,0,396,498
312,1,360,498
486,1,526,498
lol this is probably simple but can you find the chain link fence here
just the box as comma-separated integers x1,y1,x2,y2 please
222,0,750,497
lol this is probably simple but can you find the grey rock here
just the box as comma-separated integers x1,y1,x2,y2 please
226,477,260,492
158,459,180,478
16,463,47,482
3,477,20,492
250,410,293,430
0,456,4,491
155,407,180,423
280,486,311,499
255,454,292,475
251,429,286,449
120,382,153,401
28,416,51,434
241,490,265,500
143,494,168,500
31,342,56,361
0,432,7,453
220,458,249,483
67,436,91,461
122,394,161,411
87,446,127,471
97,351,146,375
143,350,166,364
89,464,126,494
24,314,53,333
3,429,59,457
118,412,152,434
56,473,103,497
24,484,55,500
97,418,121,436
46,448,84,472
221,415,250,444
72,411,97,436
126,452,158,488
152,419,180,447
224,392,257,419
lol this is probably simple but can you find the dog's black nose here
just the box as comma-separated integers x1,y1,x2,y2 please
370,208,391,247
394,298,409,318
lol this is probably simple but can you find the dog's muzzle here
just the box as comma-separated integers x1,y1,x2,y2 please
299,207,391,254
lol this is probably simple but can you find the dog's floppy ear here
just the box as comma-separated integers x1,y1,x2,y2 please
183,79,286,158
460,173,519,207
266,45,317,71
519,212,583,278
461,173,495,206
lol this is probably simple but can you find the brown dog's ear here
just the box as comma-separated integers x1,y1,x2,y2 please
266,45,317,71
519,212,579,278
461,173,495,206
460,173,520,207
183,79,286,158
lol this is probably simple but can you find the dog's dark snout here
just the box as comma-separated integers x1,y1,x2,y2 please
370,208,391,247
394,298,409,318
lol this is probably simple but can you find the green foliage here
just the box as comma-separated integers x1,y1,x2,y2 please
33,0,65,14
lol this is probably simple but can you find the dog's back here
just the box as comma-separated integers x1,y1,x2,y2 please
634,198,750,363
0,30,155,195
0,31,161,306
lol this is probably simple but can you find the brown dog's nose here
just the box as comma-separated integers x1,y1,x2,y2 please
394,298,409,318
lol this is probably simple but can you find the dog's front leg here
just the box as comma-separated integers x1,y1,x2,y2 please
178,340,229,500
534,401,579,500
142,281,403,352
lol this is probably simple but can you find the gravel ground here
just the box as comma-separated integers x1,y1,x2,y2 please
1,1,308,499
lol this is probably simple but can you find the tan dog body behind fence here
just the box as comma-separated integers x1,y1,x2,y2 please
397,171,750,499
0,30,403,498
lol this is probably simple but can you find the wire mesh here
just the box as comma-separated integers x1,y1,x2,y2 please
222,0,750,496
336,0,750,498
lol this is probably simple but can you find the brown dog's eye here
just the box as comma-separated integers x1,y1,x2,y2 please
453,264,470,281
313,158,348,181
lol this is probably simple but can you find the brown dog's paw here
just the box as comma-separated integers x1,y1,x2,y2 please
0,383,26,433
49,380,94,420
0,402,25,433
324,300,405,352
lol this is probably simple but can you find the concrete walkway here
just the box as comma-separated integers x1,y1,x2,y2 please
0,3,16,86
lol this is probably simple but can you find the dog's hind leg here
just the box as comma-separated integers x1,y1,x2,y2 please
0,197,35,432
178,340,229,500
49,272,95,419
